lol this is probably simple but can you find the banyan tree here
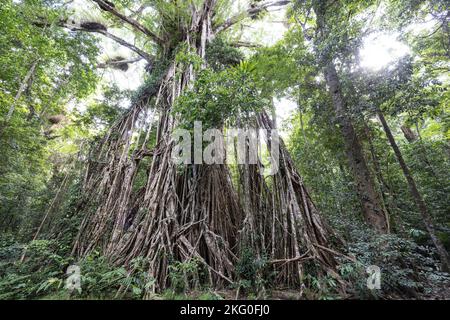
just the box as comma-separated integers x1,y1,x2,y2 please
66,0,344,293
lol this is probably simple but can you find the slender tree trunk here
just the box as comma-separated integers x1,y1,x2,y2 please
20,170,71,263
364,123,400,231
364,122,409,234
297,96,308,145
0,60,39,138
377,109,450,272
415,123,441,179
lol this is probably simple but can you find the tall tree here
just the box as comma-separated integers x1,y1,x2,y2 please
48,0,345,293
377,108,450,271
308,0,389,232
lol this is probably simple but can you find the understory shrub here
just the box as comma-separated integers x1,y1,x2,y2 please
338,229,450,299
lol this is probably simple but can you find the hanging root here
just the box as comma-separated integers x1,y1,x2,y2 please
241,112,344,288
70,9,346,292
72,61,243,291
72,109,346,294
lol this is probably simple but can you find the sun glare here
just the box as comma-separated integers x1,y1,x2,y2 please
359,33,411,71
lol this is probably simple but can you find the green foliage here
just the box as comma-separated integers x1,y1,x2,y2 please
235,247,271,296
0,231,159,300
0,0,449,301
300,273,339,300
197,291,223,300
175,43,204,72
168,258,203,294
132,57,170,105
48,254,157,299
340,229,450,299
0,238,70,299
206,37,244,71
0,0,98,234
173,62,267,130
75,85,130,131
401,139,450,229
73,253,125,298
288,111,360,223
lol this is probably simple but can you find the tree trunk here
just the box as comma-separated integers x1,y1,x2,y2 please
377,109,450,272
68,0,344,294
0,60,39,138
401,125,418,143
324,62,389,233
364,122,401,231
312,0,389,233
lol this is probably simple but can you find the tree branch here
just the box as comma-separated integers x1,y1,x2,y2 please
214,0,291,34
97,57,143,69
91,0,164,45
231,41,261,48
96,29,154,61
33,18,154,62
69,26,153,62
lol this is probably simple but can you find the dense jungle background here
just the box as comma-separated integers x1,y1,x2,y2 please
0,0,449,300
